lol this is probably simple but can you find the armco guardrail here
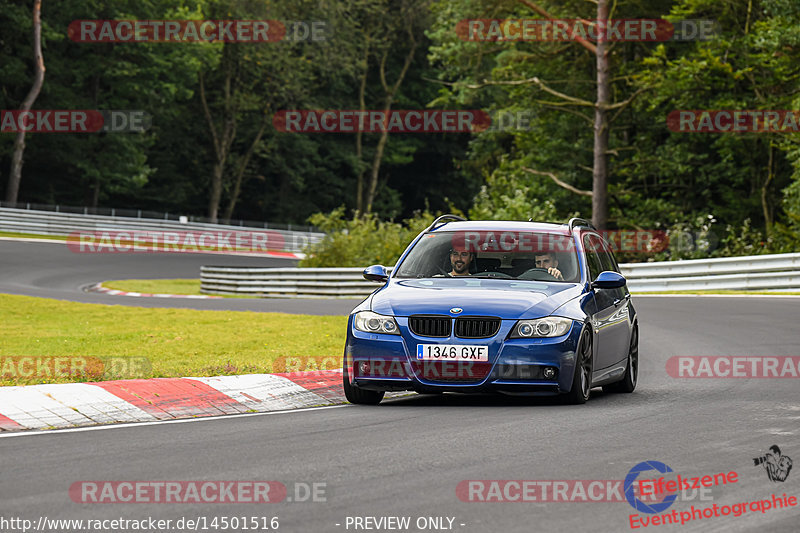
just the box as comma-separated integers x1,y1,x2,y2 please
200,253,800,298
0,201,319,232
0,207,324,253
200,267,391,298
621,253,800,292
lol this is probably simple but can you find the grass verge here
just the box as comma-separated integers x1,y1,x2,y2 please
104,281,800,298
633,290,800,296
0,231,68,241
0,293,347,386
103,278,204,295
102,279,257,298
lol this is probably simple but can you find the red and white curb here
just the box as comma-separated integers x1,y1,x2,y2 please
0,371,376,433
88,282,222,299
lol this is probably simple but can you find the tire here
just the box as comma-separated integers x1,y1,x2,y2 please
342,363,385,405
603,324,638,394
564,326,593,405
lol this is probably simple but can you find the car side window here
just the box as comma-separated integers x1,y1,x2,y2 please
582,234,603,281
596,237,619,273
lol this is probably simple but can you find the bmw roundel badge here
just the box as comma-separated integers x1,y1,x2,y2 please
450,307,463,314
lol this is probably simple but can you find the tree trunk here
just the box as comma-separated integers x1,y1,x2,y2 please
199,50,237,223
355,46,370,214
208,161,224,222
591,0,610,230
762,143,774,236
92,177,100,208
6,0,45,204
222,116,268,221
365,123,390,213
364,37,417,213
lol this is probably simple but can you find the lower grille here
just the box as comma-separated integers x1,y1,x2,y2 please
411,361,492,382
455,317,501,338
409,315,451,337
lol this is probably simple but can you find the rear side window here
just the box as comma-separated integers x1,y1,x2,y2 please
584,233,620,275
582,234,604,281
596,238,619,273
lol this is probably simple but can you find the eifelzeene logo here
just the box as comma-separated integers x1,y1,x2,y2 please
754,445,793,483
625,461,679,514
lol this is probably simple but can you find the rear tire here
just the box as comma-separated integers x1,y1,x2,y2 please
564,327,593,405
603,324,638,394
342,363,385,405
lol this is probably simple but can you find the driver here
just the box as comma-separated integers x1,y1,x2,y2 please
448,249,474,276
534,252,564,280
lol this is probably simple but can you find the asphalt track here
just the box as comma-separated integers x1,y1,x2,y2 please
1,239,799,532
0,239,357,314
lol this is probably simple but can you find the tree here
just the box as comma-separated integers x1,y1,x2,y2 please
362,0,430,213
428,0,660,229
631,0,800,242
199,0,322,222
5,0,44,204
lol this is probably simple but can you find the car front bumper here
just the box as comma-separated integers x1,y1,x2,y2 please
344,317,584,395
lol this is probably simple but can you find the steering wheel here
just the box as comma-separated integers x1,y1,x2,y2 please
517,267,558,281
433,265,452,277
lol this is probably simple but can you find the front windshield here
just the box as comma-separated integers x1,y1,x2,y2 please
394,230,581,283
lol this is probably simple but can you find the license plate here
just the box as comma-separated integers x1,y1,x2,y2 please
416,344,489,361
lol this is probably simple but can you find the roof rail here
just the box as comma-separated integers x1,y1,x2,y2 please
428,214,466,230
567,217,596,231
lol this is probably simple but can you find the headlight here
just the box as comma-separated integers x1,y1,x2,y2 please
510,317,572,338
353,311,400,335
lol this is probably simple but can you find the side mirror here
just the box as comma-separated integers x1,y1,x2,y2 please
363,265,389,283
591,271,626,290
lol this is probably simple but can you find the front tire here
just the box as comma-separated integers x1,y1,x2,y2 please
564,326,593,404
603,324,638,394
342,363,385,405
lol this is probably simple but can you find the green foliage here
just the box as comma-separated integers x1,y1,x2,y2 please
717,218,772,257
299,207,437,267
423,0,800,261
469,168,563,222
3,0,800,258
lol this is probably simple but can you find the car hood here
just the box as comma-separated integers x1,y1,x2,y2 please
370,278,582,319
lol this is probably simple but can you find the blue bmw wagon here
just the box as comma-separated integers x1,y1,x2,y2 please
343,216,638,405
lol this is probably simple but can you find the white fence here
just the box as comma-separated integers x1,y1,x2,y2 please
200,267,385,298
620,253,800,292
0,207,324,253
200,253,800,298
